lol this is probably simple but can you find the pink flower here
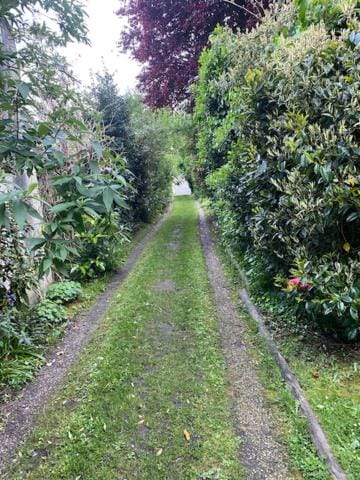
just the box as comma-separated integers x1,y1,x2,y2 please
288,277,310,291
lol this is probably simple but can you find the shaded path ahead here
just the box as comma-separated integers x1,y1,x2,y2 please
3,197,295,479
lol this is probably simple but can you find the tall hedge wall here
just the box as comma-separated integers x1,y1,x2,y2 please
192,0,360,340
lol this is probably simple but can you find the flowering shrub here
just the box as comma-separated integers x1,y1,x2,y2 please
192,0,360,339
287,278,310,292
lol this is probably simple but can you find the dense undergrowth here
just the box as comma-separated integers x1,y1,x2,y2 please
0,222,152,398
189,0,360,341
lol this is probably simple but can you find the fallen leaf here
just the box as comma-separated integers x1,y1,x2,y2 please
56,351,64,356
183,429,191,441
312,372,320,379
156,448,163,456
138,419,145,425
343,242,351,253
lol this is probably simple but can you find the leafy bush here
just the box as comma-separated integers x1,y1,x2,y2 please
0,224,38,309
0,309,44,389
127,96,174,221
46,281,82,304
91,74,173,223
32,300,68,327
192,1,360,340
70,212,129,279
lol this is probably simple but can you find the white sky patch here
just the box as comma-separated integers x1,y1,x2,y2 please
63,0,141,93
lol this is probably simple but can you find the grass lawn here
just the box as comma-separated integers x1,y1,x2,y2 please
280,337,360,480
8,197,243,480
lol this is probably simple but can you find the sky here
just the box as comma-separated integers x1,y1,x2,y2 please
64,0,141,93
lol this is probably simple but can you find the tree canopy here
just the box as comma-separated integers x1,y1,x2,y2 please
118,0,268,108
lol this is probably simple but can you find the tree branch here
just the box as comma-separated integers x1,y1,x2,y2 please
222,0,263,22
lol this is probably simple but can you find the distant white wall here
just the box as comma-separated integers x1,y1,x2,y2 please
173,177,192,196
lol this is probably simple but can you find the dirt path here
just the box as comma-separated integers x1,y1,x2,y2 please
198,204,293,480
2,197,296,479
0,207,170,475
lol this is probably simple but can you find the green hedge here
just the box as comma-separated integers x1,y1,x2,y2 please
192,0,360,340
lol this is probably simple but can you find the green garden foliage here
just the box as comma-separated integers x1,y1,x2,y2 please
70,212,129,279
46,281,82,304
0,307,44,389
0,2,173,389
192,0,360,340
0,1,132,281
91,72,174,223
32,299,67,326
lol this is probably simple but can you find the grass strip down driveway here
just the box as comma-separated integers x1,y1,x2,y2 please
8,197,244,479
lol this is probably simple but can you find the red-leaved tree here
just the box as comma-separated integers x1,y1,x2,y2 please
118,0,268,108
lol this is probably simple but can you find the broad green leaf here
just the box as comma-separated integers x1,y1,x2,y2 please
12,200,28,229
102,187,114,212
83,206,100,218
41,257,53,275
50,202,77,214
52,176,74,186
37,123,51,137
26,204,43,222
89,161,100,174
26,182,38,195
16,81,30,100
56,246,69,262
114,195,129,210
92,141,103,158
27,237,46,250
